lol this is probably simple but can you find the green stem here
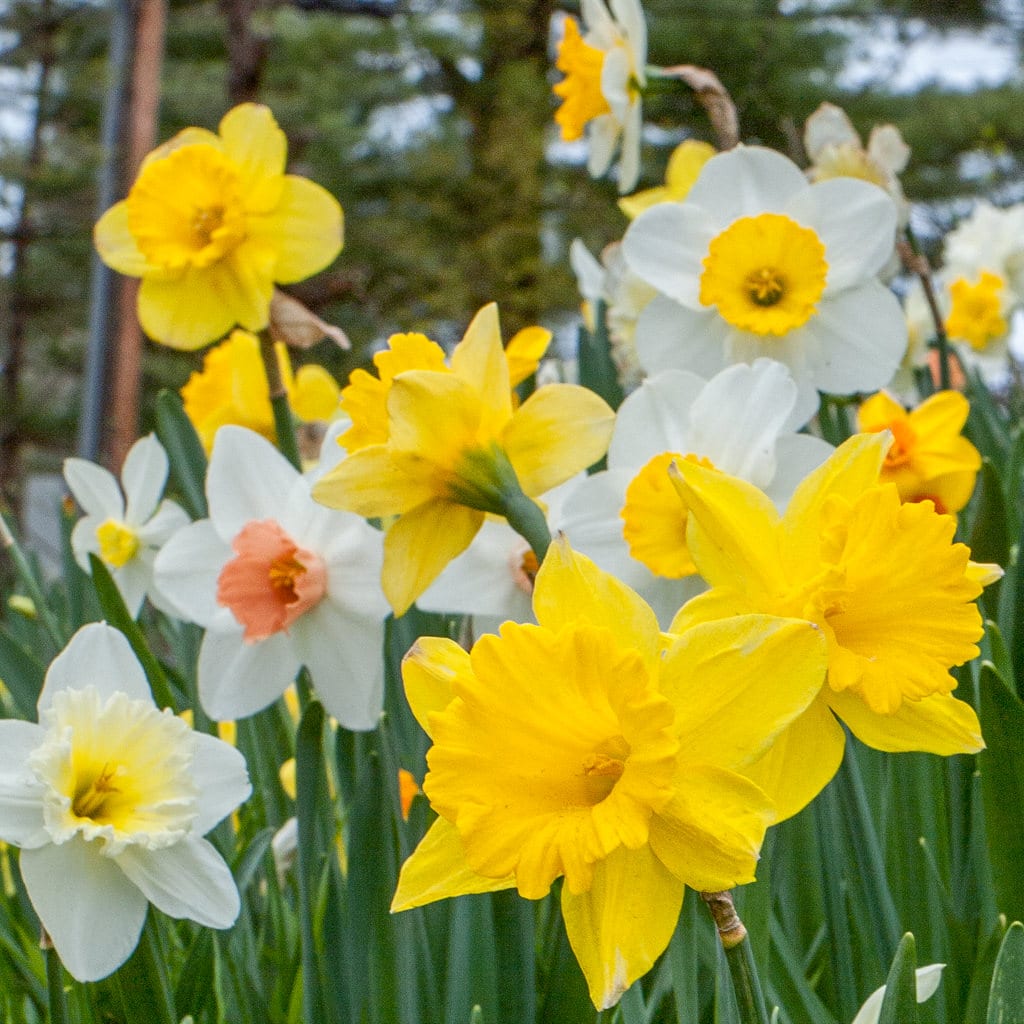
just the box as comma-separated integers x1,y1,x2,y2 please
501,490,551,564
259,333,302,471
701,891,770,1024
1,513,65,653
44,942,68,1024
904,226,952,391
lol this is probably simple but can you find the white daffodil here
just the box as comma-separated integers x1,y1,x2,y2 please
850,963,945,1024
559,359,833,624
154,426,388,728
552,0,647,193
944,199,1024,305
0,622,249,982
622,145,907,425
64,434,189,618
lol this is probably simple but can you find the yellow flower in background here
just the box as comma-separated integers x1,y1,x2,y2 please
857,390,981,515
314,303,611,615
618,139,716,219
181,330,340,453
944,271,1009,352
671,433,994,822
392,541,827,1009
94,104,343,351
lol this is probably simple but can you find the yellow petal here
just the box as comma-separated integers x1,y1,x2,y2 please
139,126,221,172
909,389,970,438
857,390,907,432
402,637,472,739
449,303,513,429
968,561,1004,587
503,385,614,496
290,364,340,421
669,587,751,633
505,325,553,387
740,695,846,821
533,537,661,669
561,844,684,1010
387,372,484,466
668,459,785,597
383,500,484,615
827,688,984,754
93,201,159,277
247,176,344,284
647,765,773,890
312,447,440,518
391,816,515,912
661,615,827,769
218,103,287,212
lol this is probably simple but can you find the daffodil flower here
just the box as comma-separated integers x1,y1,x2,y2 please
857,390,981,514
64,434,190,617
0,623,250,981
94,104,343,351
622,145,907,424
392,539,828,1009
618,139,716,219
553,0,647,193
312,303,615,616
944,199,1024,306
671,432,995,820
154,427,388,727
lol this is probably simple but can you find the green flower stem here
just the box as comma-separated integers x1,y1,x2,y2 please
259,333,302,471
0,513,65,653
501,489,552,565
700,891,770,1024
903,226,952,391
43,938,68,1024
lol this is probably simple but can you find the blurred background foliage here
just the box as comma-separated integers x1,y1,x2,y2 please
1,0,1023,497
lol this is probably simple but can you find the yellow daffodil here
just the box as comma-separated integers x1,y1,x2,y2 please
392,540,827,1008
618,139,716,219
94,104,343,351
944,271,1010,352
857,390,981,515
181,329,341,453
313,304,614,615
671,433,995,820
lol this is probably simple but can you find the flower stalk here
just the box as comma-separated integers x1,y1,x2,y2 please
0,513,65,652
43,932,69,1024
701,890,770,1024
259,332,303,471
901,227,952,391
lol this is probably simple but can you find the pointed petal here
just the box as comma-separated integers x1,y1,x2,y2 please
391,816,515,912
63,458,124,520
561,844,683,1010
449,303,513,424
218,103,287,211
633,295,730,377
152,519,228,626
401,636,472,739
198,628,301,721
0,721,48,848
386,371,484,463
121,434,169,525
190,733,252,834
93,201,156,277
21,838,147,982
313,446,440,519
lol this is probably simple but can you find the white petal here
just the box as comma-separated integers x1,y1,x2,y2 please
70,516,102,573
587,114,619,178
21,838,147,982
581,0,615,39
803,102,858,161
153,519,228,627
783,177,898,290
38,623,151,713
318,519,389,618
803,282,906,395
684,145,809,226
610,0,646,67
198,628,301,721
763,433,834,509
116,836,240,929
600,45,631,121
289,601,385,731
634,296,729,377
850,964,945,1024
206,426,299,541
570,239,607,304
0,721,48,848
112,557,149,619
137,499,190,547
190,733,252,835
610,370,707,469
121,434,169,526
63,458,124,520
622,203,716,307
867,124,910,174
616,97,643,194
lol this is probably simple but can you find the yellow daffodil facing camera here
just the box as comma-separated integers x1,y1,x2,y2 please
670,432,997,821
93,104,343,351
392,540,828,1009
312,303,615,616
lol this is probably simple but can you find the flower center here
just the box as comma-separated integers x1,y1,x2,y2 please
216,519,327,642
944,271,1007,351
580,734,630,804
509,544,539,595
29,687,198,855
552,18,611,142
699,213,829,336
882,418,917,470
95,519,140,568
126,144,247,271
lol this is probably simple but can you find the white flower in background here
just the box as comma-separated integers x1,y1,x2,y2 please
154,426,388,728
64,434,189,617
850,963,945,1024
803,102,910,216
622,145,907,426
560,359,833,624
0,623,249,981
552,0,647,193
944,199,1024,304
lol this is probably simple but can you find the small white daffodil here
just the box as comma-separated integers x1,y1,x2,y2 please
850,963,945,1024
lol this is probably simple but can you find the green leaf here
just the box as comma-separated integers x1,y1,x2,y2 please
154,388,208,520
877,933,919,1024
969,460,1009,615
576,305,624,414
0,624,45,717
114,916,177,1024
979,663,1024,923
987,921,1024,1023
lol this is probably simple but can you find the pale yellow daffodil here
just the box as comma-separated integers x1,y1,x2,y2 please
313,304,614,615
392,540,828,1009
671,433,994,820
